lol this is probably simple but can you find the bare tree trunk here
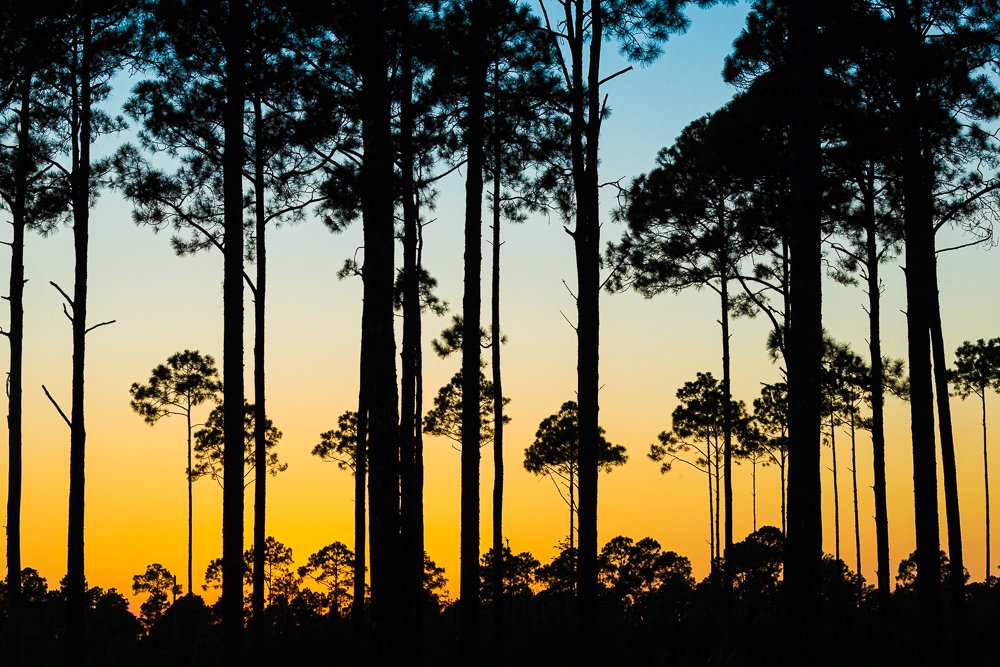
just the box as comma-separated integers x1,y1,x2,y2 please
715,444,721,563
832,417,840,562
358,0,401,654
66,18,93,663
753,459,758,533
490,115,506,657
721,276,733,560
576,0,603,647
784,0,824,651
461,1,489,662
984,393,991,587
352,376,367,640
896,0,942,644
6,71,31,666
569,463,575,555
863,175,892,612
707,456,714,572
930,261,965,604
222,1,248,662
398,17,423,649
781,457,786,536
851,410,862,581
187,406,194,597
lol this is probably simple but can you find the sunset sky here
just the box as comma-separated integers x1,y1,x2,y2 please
3,2,1000,609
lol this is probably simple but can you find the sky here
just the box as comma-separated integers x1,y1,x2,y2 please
3,1,1000,610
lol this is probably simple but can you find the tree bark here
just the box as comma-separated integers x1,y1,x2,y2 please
895,0,942,644
358,0,401,654
929,259,965,603
222,1,248,662
864,174,892,612
851,411,862,582
983,392,991,587
251,91,267,657
66,16,93,663
575,0,603,647
187,405,194,597
784,0,824,652
460,1,489,663
6,69,31,667
832,417,840,562
398,12,424,649
490,110,506,657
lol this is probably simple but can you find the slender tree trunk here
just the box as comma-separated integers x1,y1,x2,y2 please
715,445,721,563
576,0,603,646
896,0,942,642
490,114,505,657
721,277,733,559
832,416,840,562
784,0,824,651
851,410,862,581
251,92,267,657
398,17,423,649
753,459,758,533
780,457,786,536
358,0,401,652
983,393,991,587
930,260,965,602
6,71,31,666
187,406,194,597
415,208,426,572
66,18,93,663
864,179,892,612
461,1,489,662
569,463,575,554
707,457,714,571
352,374,367,638
222,1,248,661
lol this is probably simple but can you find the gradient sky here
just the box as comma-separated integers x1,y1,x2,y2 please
3,2,1000,610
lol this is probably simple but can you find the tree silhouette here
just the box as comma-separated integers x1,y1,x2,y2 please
42,4,136,658
312,410,358,473
129,350,221,597
951,338,1000,586
192,402,286,488
204,536,300,612
479,545,539,604
598,535,693,622
649,373,749,568
423,368,509,446
0,8,67,657
524,401,627,554
611,105,767,571
297,541,357,617
749,382,788,534
131,563,181,630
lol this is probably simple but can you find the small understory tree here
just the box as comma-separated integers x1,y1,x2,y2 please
129,350,221,596
192,402,286,489
131,563,182,630
951,338,1000,586
523,401,627,557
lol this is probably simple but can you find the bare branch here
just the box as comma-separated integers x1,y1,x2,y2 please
85,319,117,335
42,385,72,428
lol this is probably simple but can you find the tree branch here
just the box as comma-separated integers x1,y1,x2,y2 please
42,385,71,428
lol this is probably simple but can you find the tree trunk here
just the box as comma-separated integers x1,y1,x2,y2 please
6,71,31,665
187,406,194,597
251,92,267,657
66,17,93,663
929,260,964,603
832,416,840,562
352,373,367,640
984,393,991,587
359,0,401,653
784,0,824,650
864,176,892,611
721,276,733,559
222,1,248,662
780,457,786,536
398,18,423,648
851,410,862,581
753,459,758,533
715,444,721,563
461,1,488,662
896,0,942,642
569,463,575,555
707,454,714,571
490,112,505,657
575,0,603,647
